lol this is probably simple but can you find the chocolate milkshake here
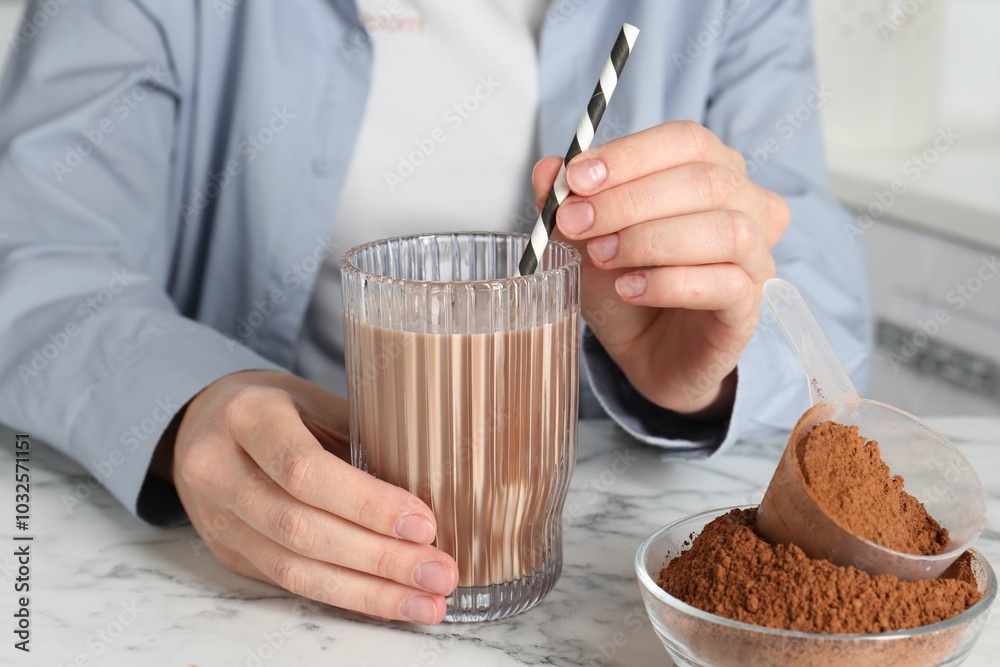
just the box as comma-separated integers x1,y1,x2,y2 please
341,232,582,621
348,318,579,588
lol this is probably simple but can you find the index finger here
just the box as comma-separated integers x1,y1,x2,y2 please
227,386,438,544
565,121,746,196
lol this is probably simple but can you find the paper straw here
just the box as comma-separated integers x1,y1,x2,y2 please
517,23,639,277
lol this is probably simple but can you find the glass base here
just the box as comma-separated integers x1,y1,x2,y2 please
443,557,562,622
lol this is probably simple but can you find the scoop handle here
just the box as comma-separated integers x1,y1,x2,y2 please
762,278,859,405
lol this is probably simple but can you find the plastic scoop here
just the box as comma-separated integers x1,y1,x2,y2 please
755,278,986,581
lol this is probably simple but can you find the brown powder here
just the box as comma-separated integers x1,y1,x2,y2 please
657,508,981,634
796,421,949,555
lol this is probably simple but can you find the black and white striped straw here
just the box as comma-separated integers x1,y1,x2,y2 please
517,23,639,277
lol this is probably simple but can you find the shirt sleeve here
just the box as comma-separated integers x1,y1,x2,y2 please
583,0,872,456
0,2,284,526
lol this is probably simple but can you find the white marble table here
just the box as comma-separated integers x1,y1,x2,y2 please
1,418,998,667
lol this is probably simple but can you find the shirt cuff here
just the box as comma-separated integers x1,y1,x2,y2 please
73,325,287,527
580,324,804,459
580,326,727,456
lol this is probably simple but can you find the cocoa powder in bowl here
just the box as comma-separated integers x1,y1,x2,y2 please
651,418,986,665
795,421,949,555
651,508,988,667
658,508,980,634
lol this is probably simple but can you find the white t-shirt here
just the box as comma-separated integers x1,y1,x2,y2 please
295,0,549,395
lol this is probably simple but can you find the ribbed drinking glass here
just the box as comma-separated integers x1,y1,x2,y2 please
341,232,580,621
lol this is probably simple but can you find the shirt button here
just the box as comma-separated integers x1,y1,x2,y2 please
312,156,334,176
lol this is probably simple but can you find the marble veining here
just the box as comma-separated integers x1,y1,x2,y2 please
0,418,997,666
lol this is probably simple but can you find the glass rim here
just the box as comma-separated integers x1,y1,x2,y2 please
635,504,998,641
339,231,581,286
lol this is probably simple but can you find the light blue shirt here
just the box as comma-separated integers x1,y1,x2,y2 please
0,0,870,525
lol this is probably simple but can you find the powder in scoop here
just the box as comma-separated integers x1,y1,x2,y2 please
657,508,981,634
796,421,949,555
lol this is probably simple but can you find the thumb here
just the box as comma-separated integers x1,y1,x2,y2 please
531,156,564,212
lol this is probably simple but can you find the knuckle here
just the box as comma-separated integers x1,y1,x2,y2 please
640,225,661,262
724,269,753,303
354,490,384,530
614,185,644,225
361,583,391,618
729,147,747,173
223,385,273,429
371,546,399,580
177,439,215,489
728,168,749,191
274,447,316,497
691,163,730,209
197,509,235,543
678,120,711,160
270,554,306,594
233,479,260,511
312,570,346,603
274,505,315,554
619,142,643,175
723,211,762,256
662,271,687,301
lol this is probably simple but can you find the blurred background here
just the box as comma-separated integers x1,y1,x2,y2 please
1,0,997,418
813,0,999,418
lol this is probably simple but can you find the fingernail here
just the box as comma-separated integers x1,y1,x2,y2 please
413,561,455,594
587,234,619,265
395,515,435,543
557,200,595,237
568,158,607,193
400,595,439,625
616,273,647,298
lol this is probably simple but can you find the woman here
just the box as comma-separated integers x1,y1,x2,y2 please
0,0,869,625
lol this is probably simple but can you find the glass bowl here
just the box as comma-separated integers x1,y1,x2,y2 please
635,506,996,667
